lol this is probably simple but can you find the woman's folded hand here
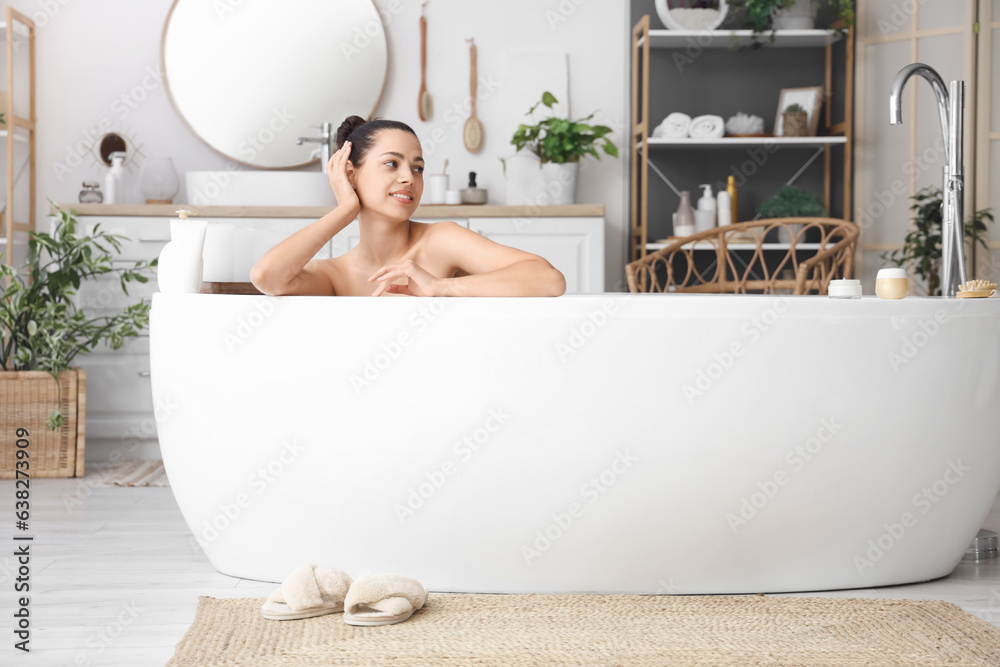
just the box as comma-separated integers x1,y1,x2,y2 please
368,259,443,297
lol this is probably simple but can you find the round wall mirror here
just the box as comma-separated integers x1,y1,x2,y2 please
161,0,388,169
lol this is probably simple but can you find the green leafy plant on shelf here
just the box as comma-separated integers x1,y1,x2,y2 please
727,0,855,48
880,186,994,296
784,103,805,113
507,91,619,167
758,185,825,218
0,202,158,429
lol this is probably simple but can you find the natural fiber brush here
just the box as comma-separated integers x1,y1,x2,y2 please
956,279,997,298
958,279,996,292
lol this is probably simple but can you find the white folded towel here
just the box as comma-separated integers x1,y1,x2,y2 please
688,115,725,139
652,112,692,139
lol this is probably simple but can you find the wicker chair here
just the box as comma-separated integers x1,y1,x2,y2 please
625,218,859,294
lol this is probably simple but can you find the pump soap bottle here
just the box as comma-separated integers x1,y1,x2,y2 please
156,210,208,294
461,171,487,204
695,184,717,233
104,152,126,205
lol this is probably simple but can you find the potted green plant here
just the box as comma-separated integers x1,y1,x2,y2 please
758,185,825,218
505,92,618,206
728,0,855,47
880,186,994,296
781,103,809,137
1,201,156,437
757,185,826,243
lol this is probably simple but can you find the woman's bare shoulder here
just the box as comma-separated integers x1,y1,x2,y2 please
305,255,343,294
423,219,464,236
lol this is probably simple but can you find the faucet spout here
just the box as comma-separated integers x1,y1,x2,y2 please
296,122,334,172
889,62,967,296
889,63,950,162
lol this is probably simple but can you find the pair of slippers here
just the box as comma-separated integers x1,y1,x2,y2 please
260,563,427,626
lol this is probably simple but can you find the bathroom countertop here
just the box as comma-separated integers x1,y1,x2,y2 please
55,203,606,218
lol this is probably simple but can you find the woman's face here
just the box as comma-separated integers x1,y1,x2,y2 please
351,129,424,219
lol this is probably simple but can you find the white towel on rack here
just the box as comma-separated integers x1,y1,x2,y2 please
652,112,692,139
688,115,725,139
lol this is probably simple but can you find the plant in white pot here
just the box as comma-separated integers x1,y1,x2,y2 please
728,0,854,47
506,92,618,206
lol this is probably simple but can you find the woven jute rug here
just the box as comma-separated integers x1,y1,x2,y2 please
166,593,1000,666
86,459,169,486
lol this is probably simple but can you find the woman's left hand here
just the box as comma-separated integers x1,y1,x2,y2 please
368,260,443,297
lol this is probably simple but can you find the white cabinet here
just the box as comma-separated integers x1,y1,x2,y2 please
468,217,605,294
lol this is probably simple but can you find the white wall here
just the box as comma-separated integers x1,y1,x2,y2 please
3,0,630,290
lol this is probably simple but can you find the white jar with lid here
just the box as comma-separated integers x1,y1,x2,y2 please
828,279,862,298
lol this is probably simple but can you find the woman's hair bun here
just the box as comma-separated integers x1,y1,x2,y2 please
335,115,367,149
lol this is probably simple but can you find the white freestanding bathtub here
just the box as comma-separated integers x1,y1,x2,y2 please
149,292,1000,594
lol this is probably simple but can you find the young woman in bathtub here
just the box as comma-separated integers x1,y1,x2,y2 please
250,116,567,297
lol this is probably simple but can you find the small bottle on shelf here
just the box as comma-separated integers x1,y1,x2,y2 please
726,175,739,224
78,181,103,204
104,152,126,205
716,188,731,226
674,191,695,237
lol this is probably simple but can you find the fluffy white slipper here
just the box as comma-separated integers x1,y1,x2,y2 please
343,573,428,626
261,564,352,621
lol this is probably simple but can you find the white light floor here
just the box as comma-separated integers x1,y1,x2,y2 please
1,480,998,666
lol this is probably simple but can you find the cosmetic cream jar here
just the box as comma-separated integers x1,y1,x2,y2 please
828,279,862,298
445,189,462,205
876,268,908,300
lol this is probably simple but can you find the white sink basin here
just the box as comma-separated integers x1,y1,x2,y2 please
185,170,337,207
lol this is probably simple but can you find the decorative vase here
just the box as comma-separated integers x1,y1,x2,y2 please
674,191,696,236
540,162,579,206
140,157,180,205
773,0,816,30
782,111,809,137
157,217,208,293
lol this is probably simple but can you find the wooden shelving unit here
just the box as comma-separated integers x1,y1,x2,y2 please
629,18,855,263
1,8,36,272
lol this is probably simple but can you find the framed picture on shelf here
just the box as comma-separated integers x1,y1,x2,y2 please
774,87,823,137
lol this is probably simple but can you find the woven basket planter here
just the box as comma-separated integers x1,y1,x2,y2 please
0,369,87,478
782,111,809,137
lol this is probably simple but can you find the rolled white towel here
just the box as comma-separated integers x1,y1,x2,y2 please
652,112,692,139
688,114,725,139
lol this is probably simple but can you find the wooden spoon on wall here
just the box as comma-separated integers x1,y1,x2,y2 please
418,5,432,121
463,38,483,153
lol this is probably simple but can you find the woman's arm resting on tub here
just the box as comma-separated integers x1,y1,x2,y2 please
249,204,355,296
431,221,566,297
251,147,360,296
